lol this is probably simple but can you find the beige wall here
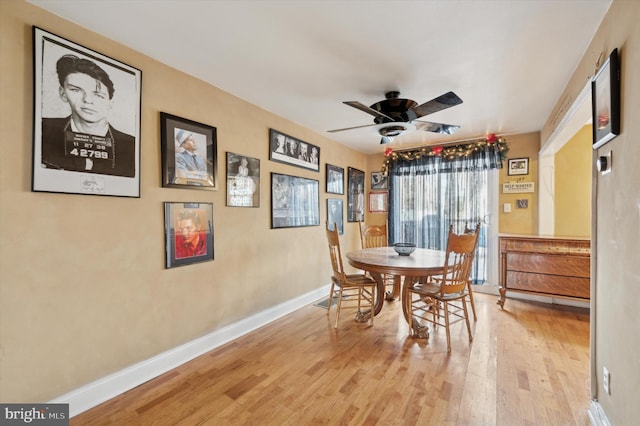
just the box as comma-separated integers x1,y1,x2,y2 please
0,0,368,402
554,125,591,237
542,1,640,423
498,132,540,235
364,153,388,227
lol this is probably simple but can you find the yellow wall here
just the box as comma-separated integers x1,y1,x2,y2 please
498,132,540,235
554,125,591,237
0,0,367,402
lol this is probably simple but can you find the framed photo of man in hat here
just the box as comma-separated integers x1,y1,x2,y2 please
160,112,217,190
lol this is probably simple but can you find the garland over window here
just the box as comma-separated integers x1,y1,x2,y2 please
382,133,509,175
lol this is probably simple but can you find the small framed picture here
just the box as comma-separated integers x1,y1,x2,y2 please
592,48,621,149
160,112,217,190
347,167,365,222
164,202,214,268
507,157,529,176
269,129,320,172
369,191,388,213
226,152,260,207
327,198,344,235
32,26,142,197
371,171,388,190
271,173,320,229
326,163,344,194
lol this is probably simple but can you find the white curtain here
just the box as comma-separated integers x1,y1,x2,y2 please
387,145,504,283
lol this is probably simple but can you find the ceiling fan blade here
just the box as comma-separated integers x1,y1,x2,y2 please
327,123,380,133
408,91,463,120
414,120,461,135
343,101,394,122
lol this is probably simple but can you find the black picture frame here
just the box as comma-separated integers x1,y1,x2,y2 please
371,171,388,190
592,48,621,150
507,157,529,176
271,173,320,229
164,202,214,268
347,167,365,222
327,198,344,235
326,163,344,194
32,26,142,197
226,152,260,207
269,129,320,172
160,112,217,189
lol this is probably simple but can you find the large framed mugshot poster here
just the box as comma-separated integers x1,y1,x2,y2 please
32,26,142,197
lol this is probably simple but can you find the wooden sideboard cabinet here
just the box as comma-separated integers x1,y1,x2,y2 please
498,235,590,308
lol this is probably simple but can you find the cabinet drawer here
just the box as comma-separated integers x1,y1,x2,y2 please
506,253,590,278
503,239,570,254
506,271,590,299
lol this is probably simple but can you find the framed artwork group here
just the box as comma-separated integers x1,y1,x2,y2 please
30,26,394,269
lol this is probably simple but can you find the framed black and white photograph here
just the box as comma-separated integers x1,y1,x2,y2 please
369,191,388,213
269,129,320,172
226,152,259,207
161,112,217,190
326,163,344,194
371,171,388,190
32,26,142,197
271,173,319,229
507,157,529,176
327,198,344,235
347,167,365,222
164,202,214,269
592,48,621,149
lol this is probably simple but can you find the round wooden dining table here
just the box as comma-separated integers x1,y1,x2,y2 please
346,247,446,336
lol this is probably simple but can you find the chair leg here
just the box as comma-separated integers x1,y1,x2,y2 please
327,282,335,315
334,287,343,329
443,301,451,353
462,296,473,342
467,280,477,321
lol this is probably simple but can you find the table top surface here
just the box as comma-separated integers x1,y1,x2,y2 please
346,247,447,276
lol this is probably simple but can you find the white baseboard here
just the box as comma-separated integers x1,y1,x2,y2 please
49,286,329,418
588,400,612,426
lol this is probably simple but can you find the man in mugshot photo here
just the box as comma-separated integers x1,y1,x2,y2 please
41,54,136,177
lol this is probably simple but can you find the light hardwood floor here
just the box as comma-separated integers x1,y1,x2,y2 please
71,293,590,425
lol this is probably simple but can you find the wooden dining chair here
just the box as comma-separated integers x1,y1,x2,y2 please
325,222,377,328
359,222,396,298
359,222,388,249
406,224,477,353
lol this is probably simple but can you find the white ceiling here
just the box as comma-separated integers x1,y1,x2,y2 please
28,0,611,154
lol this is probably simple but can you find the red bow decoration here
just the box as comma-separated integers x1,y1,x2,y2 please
384,147,393,157
486,133,498,143
432,146,443,155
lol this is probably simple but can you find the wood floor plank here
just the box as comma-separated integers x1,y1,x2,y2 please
71,293,590,425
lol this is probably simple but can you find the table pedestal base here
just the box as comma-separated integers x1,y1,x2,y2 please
410,318,430,339
354,310,372,323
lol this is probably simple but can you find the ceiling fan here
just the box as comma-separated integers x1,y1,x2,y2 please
328,91,463,144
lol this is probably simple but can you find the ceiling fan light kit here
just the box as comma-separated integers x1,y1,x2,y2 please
329,90,463,145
